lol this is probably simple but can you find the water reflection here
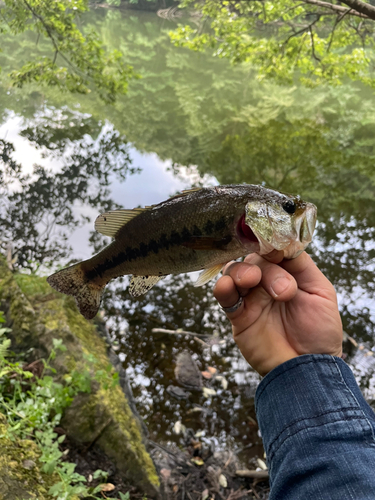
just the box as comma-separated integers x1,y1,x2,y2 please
0,110,137,270
104,275,264,461
0,7,374,465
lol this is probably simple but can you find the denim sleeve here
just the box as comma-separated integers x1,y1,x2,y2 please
255,354,375,500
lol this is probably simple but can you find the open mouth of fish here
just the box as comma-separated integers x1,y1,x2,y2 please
236,203,317,259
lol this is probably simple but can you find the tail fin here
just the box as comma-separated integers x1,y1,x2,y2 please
47,263,104,320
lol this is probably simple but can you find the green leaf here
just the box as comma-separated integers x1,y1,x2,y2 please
170,0,375,90
1,0,137,102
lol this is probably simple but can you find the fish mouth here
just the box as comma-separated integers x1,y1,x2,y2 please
296,204,317,244
240,202,317,258
282,203,317,259
237,214,260,247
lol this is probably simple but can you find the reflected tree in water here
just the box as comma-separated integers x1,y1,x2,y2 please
0,110,139,271
103,273,263,458
0,7,373,460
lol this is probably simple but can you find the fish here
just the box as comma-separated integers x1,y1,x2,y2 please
47,184,317,320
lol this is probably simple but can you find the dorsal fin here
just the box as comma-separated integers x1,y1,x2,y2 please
167,187,202,203
181,187,202,194
95,188,202,238
95,208,146,238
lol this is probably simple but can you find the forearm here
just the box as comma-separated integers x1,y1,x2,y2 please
255,355,375,500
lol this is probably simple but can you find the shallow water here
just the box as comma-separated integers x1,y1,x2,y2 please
1,7,375,465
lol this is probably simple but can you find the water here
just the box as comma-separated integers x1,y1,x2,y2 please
1,7,375,465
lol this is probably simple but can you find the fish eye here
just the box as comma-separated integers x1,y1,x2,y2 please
283,200,296,214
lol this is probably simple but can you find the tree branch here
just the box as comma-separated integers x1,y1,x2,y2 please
22,0,78,73
326,8,351,53
309,25,321,61
283,15,320,53
298,0,370,19
340,0,375,21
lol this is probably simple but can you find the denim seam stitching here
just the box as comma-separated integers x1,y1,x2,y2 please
267,406,361,456
268,414,368,466
333,356,375,444
256,357,336,407
328,356,357,407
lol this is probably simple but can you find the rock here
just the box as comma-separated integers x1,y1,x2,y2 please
0,256,160,497
166,385,191,400
175,351,202,391
0,415,60,500
22,460,36,470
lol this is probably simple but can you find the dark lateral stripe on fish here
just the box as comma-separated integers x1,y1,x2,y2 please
85,217,229,280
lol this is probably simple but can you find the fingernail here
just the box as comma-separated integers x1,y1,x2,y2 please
270,277,290,297
236,265,252,282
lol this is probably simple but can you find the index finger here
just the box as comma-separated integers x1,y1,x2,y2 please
280,252,335,299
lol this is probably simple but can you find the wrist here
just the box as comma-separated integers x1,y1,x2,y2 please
257,352,299,377
244,342,299,376
255,347,343,377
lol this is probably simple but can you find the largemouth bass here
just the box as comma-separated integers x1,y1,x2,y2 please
47,185,317,319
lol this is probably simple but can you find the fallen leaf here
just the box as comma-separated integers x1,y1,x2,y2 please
195,430,204,438
173,484,179,493
100,483,115,492
202,488,209,500
173,420,186,435
191,457,204,466
187,406,205,413
207,366,217,375
215,375,228,390
160,468,171,480
219,474,227,488
257,458,268,470
201,371,213,379
248,416,257,427
202,387,216,398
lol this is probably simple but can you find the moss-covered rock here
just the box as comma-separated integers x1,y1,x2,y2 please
0,415,62,500
0,258,160,497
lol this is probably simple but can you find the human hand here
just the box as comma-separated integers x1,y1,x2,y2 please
214,251,343,376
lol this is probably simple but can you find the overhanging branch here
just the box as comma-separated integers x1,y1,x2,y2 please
298,0,370,19
340,0,375,21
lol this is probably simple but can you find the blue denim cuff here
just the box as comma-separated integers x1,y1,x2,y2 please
255,354,375,467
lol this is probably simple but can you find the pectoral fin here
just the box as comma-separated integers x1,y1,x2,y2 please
194,264,225,287
129,275,165,297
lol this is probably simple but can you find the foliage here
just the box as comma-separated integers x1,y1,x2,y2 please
0,111,139,271
0,0,136,102
0,140,22,189
0,9,374,461
0,317,123,499
0,9,374,333
170,0,375,89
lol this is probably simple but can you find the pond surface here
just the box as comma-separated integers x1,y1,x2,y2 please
1,7,375,466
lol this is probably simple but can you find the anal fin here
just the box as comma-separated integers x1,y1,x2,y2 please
129,275,165,297
194,264,225,287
